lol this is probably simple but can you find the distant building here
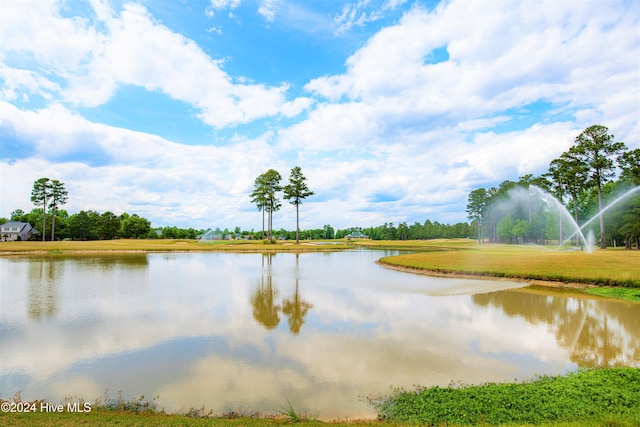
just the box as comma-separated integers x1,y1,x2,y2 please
1,221,38,241
345,231,368,240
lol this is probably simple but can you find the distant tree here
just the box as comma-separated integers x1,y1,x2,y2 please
396,222,408,240
466,188,488,243
69,210,100,240
30,177,50,241
252,169,282,243
496,214,515,243
250,174,268,239
48,180,68,241
565,125,627,248
10,209,26,221
618,148,640,185
283,166,314,244
512,218,530,245
121,214,151,239
98,211,121,239
323,224,334,239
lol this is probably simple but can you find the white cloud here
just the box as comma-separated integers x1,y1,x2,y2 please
258,0,278,22
0,0,638,229
0,1,303,129
207,0,241,15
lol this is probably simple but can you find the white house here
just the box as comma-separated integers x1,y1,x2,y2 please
1,221,37,241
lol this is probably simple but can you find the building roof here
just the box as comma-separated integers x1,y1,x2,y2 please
2,221,30,231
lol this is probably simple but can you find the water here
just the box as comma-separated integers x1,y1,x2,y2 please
564,185,640,245
1,251,638,419
528,185,591,253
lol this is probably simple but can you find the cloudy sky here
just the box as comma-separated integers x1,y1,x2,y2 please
1,0,638,231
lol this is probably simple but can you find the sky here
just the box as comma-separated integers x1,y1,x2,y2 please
1,0,639,231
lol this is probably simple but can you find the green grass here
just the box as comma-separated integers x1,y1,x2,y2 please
371,368,640,426
584,287,640,303
277,400,318,423
3,370,638,426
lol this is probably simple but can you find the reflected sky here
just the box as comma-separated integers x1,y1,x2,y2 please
1,251,638,419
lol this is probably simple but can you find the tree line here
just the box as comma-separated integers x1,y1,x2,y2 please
7,207,159,240
3,167,477,242
466,125,640,249
3,168,479,242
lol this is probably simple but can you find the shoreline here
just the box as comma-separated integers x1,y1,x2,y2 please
375,260,594,289
1,246,596,290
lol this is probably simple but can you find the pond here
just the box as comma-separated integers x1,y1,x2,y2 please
1,250,638,419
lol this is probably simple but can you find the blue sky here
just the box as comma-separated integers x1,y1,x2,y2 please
1,0,639,231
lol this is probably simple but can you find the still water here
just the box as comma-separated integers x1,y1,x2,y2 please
1,250,638,419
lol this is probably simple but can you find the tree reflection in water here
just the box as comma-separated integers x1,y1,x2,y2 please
283,254,313,335
473,289,640,368
251,254,280,329
28,257,59,320
251,253,313,334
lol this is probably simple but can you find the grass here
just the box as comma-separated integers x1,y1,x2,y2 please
2,370,638,426
0,238,354,254
277,400,317,423
371,368,640,426
583,287,640,303
371,240,640,288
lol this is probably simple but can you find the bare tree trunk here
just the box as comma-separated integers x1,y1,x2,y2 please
42,192,47,242
597,182,606,249
51,208,56,241
295,204,300,244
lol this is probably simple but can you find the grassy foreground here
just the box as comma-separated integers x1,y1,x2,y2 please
2,369,638,426
372,368,640,426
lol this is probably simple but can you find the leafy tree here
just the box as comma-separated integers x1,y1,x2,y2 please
466,188,487,243
565,125,627,248
264,169,283,243
545,159,573,243
68,210,100,240
250,174,268,239
512,218,530,245
283,166,315,244
48,179,68,241
554,154,589,227
30,177,50,241
98,211,121,239
121,214,151,239
252,169,282,243
396,222,408,240
10,209,26,221
618,148,640,185
496,214,515,243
